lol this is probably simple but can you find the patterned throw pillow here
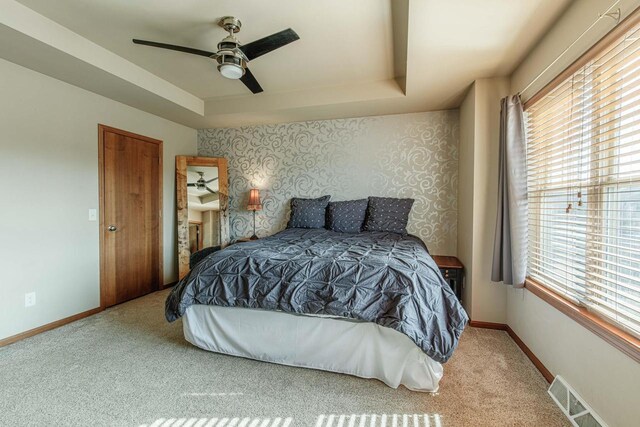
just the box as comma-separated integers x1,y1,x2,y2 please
287,195,331,229
326,199,369,233
363,196,415,235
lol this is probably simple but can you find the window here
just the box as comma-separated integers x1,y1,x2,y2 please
526,18,640,338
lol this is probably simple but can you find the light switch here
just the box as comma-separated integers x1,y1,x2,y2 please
88,209,97,221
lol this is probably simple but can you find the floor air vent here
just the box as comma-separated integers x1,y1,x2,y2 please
548,376,607,427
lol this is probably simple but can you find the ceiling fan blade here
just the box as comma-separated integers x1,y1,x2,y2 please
132,39,216,58
239,28,299,61
205,177,219,184
187,183,196,187
206,187,217,194
240,68,263,94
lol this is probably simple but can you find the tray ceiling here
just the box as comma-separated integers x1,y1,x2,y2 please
3,0,570,127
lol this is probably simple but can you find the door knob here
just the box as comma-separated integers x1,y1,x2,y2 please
108,225,117,232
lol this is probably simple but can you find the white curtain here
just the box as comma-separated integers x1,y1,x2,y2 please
491,95,528,287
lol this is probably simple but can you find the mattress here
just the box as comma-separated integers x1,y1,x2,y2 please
183,304,443,392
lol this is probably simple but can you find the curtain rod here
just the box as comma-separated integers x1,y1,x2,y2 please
518,0,622,96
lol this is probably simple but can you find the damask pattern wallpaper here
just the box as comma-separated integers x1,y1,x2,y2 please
198,110,459,255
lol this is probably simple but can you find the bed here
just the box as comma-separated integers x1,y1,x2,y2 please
166,228,468,391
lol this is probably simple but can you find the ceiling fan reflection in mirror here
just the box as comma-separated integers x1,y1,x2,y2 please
133,16,299,94
187,171,218,194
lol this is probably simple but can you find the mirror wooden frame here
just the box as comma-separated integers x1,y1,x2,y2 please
176,156,230,279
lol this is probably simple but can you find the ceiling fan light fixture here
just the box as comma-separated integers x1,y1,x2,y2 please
219,63,244,79
133,16,299,93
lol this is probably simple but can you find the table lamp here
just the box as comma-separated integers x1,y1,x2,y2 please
247,188,262,240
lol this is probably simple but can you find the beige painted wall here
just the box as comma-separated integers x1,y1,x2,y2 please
457,83,476,316
471,78,509,323
457,78,509,323
0,58,197,340
507,289,640,427
505,2,640,426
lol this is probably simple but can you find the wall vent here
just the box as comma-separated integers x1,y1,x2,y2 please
548,376,607,427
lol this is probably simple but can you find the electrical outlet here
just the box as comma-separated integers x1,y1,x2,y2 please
25,292,36,307
88,209,97,221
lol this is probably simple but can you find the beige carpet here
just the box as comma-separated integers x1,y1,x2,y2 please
0,290,568,427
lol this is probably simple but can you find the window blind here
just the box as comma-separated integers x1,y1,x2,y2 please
526,19,640,338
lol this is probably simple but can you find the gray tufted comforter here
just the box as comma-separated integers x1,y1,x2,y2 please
166,228,468,363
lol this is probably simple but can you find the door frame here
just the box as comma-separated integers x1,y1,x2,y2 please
98,124,163,308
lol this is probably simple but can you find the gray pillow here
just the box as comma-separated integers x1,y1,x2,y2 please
327,199,369,233
363,196,415,234
287,195,331,229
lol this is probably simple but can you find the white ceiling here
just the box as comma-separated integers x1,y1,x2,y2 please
3,0,571,128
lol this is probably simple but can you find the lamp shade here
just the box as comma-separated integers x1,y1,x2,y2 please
247,188,262,211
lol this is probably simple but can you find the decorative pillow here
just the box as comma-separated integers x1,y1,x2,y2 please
287,195,331,229
363,196,415,234
326,199,369,233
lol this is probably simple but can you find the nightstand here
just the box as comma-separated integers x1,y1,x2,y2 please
432,255,464,301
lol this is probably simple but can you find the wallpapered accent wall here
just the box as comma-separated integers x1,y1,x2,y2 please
198,110,459,255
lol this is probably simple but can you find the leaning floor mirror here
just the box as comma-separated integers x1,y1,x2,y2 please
176,156,230,279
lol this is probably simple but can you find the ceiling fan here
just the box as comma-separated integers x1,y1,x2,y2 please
132,16,299,94
187,172,218,194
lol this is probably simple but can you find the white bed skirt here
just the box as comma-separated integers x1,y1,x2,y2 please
183,305,443,392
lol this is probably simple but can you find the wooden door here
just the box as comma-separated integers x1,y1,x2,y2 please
99,125,163,307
